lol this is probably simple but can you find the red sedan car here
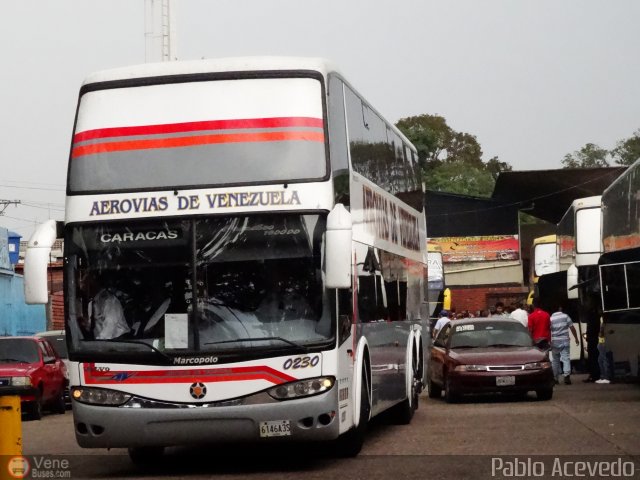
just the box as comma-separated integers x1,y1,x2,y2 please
0,336,67,419
428,318,555,402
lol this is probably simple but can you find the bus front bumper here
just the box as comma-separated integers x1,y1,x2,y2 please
72,387,340,448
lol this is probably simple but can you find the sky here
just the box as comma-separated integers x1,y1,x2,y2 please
1,0,639,238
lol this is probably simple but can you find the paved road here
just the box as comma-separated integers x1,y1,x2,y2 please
18,374,640,479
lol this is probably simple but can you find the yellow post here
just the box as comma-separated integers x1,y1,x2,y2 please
0,395,22,455
443,288,452,310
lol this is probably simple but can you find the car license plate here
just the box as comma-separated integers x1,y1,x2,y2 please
496,375,516,386
259,420,291,437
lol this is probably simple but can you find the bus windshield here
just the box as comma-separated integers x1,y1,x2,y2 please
68,76,327,193
65,214,333,361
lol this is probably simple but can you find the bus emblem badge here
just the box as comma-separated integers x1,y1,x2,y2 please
190,382,207,400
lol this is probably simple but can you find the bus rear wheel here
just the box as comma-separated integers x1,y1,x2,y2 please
392,352,419,424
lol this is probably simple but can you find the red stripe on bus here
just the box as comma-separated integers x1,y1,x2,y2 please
73,117,324,143
71,130,325,159
83,364,296,385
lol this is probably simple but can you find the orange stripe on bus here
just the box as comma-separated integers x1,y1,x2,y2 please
71,130,325,159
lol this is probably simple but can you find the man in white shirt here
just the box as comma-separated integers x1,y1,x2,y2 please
432,310,450,339
90,287,131,340
510,301,529,328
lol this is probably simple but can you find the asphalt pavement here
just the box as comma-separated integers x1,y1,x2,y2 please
16,373,640,479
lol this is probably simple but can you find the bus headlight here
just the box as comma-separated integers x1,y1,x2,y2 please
71,387,131,406
267,377,335,400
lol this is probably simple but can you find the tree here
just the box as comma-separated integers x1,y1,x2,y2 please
428,161,495,197
447,131,484,168
486,156,513,180
395,114,453,170
395,114,512,197
612,129,640,166
561,143,610,168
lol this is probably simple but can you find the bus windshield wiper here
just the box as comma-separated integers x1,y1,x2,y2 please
0,357,28,363
205,336,309,352
95,339,173,362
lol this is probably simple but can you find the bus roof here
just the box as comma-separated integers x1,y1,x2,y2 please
80,57,416,153
571,195,601,210
83,57,338,86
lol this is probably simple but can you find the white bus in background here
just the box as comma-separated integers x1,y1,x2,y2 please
599,161,640,379
558,196,602,363
427,242,445,320
25,57,428,462
527,234,557,306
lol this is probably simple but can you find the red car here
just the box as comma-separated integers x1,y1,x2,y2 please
0,336,67,419
428,318,555,402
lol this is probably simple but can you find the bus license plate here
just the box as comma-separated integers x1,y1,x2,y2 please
259,420,291,437
496,376,515,386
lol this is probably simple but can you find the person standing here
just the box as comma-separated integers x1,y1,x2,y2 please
550,305,580,385
494,302,508,317
596,318,612,384
432,310,450,339
583,307,601,383
510,301,529,328
528,298,551,350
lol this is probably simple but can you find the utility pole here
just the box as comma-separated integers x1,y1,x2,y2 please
0,200,20,215
144,0,177,62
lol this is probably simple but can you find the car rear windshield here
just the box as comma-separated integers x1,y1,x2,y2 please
450,322,532,348
0,339,40,364
42,336,68,359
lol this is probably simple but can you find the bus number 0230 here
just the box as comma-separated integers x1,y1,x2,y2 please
283,356,320,370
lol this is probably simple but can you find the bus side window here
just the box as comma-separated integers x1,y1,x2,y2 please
357,274,388,322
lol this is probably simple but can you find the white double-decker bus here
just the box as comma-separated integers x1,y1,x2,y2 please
25,57,428,461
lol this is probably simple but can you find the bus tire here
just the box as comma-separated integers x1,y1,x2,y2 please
128,446,164,468
336,365,370,457
392,350,419,424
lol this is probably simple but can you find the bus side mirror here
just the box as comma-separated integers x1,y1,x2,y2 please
24,219,58,304
567,264,579,300
325,203,352,289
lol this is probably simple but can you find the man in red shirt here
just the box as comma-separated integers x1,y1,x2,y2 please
528,298,551,348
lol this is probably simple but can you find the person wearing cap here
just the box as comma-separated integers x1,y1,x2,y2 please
432,309,450,339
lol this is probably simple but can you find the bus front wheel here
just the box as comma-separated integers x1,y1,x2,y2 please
335,366,370,457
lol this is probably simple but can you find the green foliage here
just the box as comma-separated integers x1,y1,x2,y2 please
395,114,453,170
486,156,513,180
561,143,610,168
612,129,640,166
428,161,495,197
396,114,512,197
519,211,547,225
